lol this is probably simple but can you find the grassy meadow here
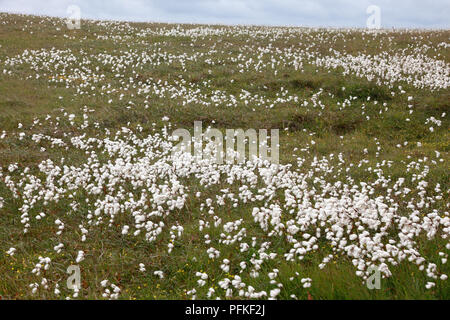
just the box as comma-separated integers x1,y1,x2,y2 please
0,13,449,300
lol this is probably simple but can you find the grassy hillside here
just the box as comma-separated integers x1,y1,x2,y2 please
0,13,449,300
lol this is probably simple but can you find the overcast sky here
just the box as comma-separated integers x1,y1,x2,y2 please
0,0,449,28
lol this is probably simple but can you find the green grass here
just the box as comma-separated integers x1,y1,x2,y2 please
0,13,449,300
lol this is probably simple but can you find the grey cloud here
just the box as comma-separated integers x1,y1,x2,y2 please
0,0,448,28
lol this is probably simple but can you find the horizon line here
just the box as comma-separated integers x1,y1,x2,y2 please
1,10,449,31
